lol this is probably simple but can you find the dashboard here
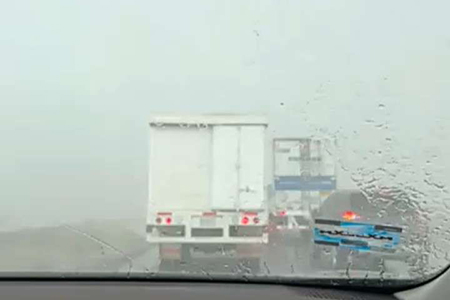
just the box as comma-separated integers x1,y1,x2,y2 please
0,281,396,300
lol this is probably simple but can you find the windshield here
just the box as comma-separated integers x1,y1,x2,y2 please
0,0,449,287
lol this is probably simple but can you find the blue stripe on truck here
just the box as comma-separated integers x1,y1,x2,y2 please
274,176,336,191
313,220,402,252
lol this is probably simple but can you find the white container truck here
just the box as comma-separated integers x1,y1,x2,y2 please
146,114,268,271
269,138,336,244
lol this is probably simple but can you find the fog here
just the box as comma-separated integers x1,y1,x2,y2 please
0,1,449,230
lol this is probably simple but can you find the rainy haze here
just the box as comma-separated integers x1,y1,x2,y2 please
0,0,449,285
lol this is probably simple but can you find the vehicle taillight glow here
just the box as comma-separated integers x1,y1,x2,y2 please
165,217,172,225
241,216,250,225
155,217,162,224
279,211,287,217
342,211,359,221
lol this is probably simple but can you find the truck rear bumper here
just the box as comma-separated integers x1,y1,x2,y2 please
147,224,268,244
147,235,268,244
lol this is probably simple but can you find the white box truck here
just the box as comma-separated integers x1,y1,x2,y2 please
146,114,268,272
269,138,336,245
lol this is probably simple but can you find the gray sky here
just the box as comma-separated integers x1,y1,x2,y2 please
0,1,449,228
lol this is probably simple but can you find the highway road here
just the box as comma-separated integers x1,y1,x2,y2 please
0,220,408,280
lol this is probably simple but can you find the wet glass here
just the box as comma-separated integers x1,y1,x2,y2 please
0,0,449,285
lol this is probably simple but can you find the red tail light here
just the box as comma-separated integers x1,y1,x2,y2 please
241,216,250,225
342,211,359,221
165,217,172,225
278,211,287,217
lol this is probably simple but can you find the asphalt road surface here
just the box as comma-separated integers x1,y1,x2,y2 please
0,220,409,279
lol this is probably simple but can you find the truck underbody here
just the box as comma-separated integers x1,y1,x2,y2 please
146,210,268,273
157,242,263,273
268,209,313,246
